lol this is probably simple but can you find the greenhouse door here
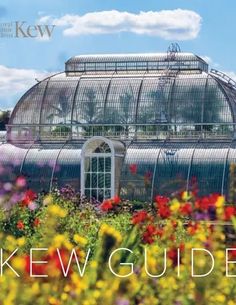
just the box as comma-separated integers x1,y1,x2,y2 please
81,137,115,202
84,155,112,201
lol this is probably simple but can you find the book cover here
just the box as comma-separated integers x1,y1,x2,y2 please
0,1,235,304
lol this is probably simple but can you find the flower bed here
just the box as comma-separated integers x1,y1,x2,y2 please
0,179,236,304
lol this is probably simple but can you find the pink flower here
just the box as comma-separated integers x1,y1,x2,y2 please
16,176,27,188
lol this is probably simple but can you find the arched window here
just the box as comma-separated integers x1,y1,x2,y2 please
81,137,121,201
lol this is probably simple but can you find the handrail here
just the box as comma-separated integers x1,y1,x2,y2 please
210,69,236,90
6,122,236,127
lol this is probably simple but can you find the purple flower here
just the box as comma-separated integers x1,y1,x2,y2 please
208,206,216,220
3,182,12,191
194,212,208,221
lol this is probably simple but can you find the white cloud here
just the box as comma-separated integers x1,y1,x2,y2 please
0,65,51,109
40,9,202,40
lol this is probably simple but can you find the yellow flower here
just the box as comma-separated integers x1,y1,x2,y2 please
64,285,71,292
215,294,226,303
12,257,25,272
31,282,40,295
17,237,25,247
99,223,122,243
64,240,73,250
43,194,53,206
96,280,106,289
53,234,66,247
195,229,207,242
182,191,191,201
170,199,180,213
93,290,100,299
216,196,225,208
228,301,235,305
61,293,68,301
90,260,98,268
48,296,59,305
73,234,87,246
48,205,67,218
216,207,224,217
215,250,224,260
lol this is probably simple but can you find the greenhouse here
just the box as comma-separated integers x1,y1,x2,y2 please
1,45,236,201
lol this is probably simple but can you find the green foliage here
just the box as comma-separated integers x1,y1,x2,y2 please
0,193,132,256
52,125,71,136
0,110,10,130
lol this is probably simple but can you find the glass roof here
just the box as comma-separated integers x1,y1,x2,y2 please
65,53,208,73
7,51,236,143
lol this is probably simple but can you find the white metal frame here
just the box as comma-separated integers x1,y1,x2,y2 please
81,136,115,200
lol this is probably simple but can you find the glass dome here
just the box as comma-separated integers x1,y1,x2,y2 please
8,51,236,143
2,49,236,201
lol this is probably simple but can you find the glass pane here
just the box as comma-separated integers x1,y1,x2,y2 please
91,157,97,172
97,189,104,202
85,189,90,198
105,158,111,172
98,173,104,188
105,189,111,198
84,157,90,172
91,173,97,188
85,173,91,188
98,157,105,172
91,189,97,199
105,174,111,188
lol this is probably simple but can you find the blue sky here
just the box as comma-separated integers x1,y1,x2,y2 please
0,0,235,109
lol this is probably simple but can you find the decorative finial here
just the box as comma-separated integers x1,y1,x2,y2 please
167,43,181,61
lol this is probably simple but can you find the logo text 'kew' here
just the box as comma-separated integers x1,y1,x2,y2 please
15,21,55,38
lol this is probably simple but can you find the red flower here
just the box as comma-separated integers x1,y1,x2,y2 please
24,248,74,277
143,224,157,244
195,194,219,211
224,206,236,221
21,189,37,206
24,255,47,276
180,203,192,216
167,248,178,265
187,222,198,235
17,220,24,230
132,210,148,225
100,200,113,211
112,195,121,205
33,218,40,227
49,248,72,275
168,244,184,266
158,205,171,219
228,247,236,259
171,220,178,228
155,195,170,208
156,228,164,238
129,164,137,174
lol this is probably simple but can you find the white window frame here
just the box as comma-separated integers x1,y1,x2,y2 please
81,136,115,200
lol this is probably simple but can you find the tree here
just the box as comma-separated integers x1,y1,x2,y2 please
105,87,136,136
0,110,10,131
47,89,71,124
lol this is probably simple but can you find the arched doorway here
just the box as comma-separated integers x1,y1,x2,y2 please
82,137,124,202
